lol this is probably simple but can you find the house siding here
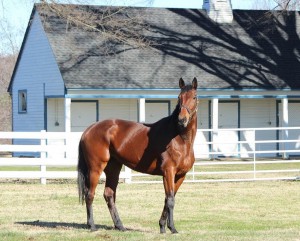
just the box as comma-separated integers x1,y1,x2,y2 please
11,11,65,155
12,11,64,132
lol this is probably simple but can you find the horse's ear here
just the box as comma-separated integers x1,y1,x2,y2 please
179,78,185,89
192,77,198,90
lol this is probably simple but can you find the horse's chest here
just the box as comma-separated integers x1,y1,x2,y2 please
178,155,194,175
166,145,194,174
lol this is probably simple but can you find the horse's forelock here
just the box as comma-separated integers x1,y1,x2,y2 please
180,85,193,94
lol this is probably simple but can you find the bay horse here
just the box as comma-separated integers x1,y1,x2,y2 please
77,77,198,233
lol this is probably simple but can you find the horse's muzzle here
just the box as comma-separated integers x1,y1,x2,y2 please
178,117,188,128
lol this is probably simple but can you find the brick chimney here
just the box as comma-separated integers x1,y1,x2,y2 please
203,0,233,23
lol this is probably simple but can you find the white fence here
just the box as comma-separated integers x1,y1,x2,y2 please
0,127,299,184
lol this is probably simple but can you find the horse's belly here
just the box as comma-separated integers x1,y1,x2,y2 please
119,156,162,176
111,138,163,175
133,160,163,175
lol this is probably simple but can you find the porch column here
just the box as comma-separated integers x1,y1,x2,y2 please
64,97,71,159
282,98,289,159
211,98,219,159
212,98,219,130
65,98,71,132
138,98,145,123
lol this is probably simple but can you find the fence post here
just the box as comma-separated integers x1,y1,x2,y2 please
212,98,219,160
253,129,256,180
124,166,132,184
282,98,289,159
192,165,195,181
65,132,71,160
40,130,47,184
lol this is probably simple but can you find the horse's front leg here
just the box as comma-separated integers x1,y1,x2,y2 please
159,170,185,234
159,197,168,233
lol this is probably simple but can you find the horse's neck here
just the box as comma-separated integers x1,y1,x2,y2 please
178,116,197,144
169,104,198,141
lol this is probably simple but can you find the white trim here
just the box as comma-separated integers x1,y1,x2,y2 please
282,98,289,159
66,89,300,98
212,98,219,130
64,98,71,132
212,99,218,159
138,98,145,123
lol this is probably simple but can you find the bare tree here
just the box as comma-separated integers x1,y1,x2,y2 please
0,0,19,137
252,0,300,10
250,0,300,37
0,0,22,55
274,0,300,10
37,0,155,50
0,0,155,56
0,54,16,138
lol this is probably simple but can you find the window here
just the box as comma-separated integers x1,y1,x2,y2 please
18,90,27,113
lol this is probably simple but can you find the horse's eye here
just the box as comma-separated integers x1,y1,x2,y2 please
193,96,197,100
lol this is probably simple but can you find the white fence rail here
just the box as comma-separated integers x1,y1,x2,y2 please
0,127,300,184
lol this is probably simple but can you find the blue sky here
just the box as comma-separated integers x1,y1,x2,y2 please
0,0,256,53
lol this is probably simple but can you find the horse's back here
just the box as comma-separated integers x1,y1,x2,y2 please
80,118,147,150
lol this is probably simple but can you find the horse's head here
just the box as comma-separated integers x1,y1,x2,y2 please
177,77,198,128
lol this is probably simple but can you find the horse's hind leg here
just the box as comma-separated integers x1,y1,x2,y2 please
85,168,103,231
103,159,125,231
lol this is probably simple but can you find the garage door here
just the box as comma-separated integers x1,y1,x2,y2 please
71,101,98,132
212,101,240,157
278,101,300,156
145,101,170,123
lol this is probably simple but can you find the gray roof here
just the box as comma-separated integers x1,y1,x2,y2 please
36,4,300,90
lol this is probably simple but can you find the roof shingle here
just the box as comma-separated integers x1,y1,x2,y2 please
37,5,300,90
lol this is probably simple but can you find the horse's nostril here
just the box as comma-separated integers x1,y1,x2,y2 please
178,117,187,126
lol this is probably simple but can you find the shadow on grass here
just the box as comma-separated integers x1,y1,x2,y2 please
15,220,147,232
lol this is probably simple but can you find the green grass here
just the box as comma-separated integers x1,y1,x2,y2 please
0,181,299,240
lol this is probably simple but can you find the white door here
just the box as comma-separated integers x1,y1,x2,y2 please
278,102,300,156
213,102,239,157
145,101,170,123
71,101,98,132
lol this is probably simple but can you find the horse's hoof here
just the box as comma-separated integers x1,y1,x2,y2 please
90,226,98,232
87,224,97,232
115,225,126,231
160,226,166,234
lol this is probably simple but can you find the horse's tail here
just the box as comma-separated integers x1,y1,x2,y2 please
77,139,88,205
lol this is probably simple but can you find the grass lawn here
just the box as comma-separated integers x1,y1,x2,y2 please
0,181,299,241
